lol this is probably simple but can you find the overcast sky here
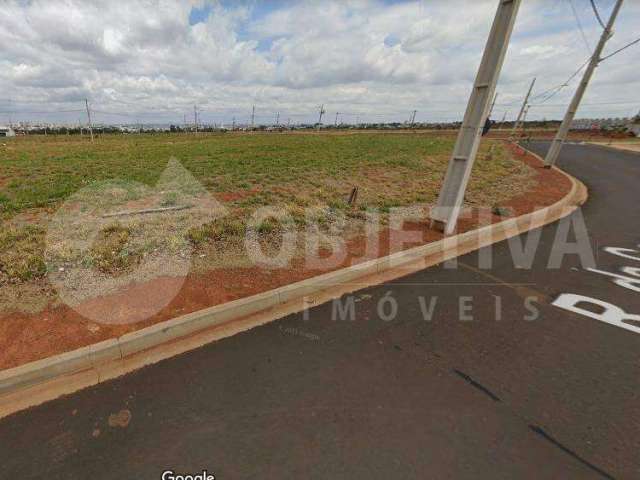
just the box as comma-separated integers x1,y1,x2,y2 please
1,0,638,126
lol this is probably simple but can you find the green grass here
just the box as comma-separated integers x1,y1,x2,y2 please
0,132,454,213
0,132,533,285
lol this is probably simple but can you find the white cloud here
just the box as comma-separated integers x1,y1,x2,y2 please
0,0,638,125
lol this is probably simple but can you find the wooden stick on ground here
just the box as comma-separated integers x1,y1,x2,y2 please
102,205,191,218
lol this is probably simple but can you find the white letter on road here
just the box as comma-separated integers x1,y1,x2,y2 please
586,267,640,293
604,246,640,262
552,294,640,334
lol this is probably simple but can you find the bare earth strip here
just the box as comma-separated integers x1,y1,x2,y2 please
0,133,569,368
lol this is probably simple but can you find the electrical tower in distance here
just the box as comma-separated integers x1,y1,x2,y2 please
318,104,325,125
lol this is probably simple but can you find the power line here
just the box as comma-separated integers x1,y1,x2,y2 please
0,109,84,114
600,36,640,61
531,56,591,104
531,100,639,107
590,0,606,29
569,0,592,54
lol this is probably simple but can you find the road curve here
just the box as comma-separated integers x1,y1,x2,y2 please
1,142,639,479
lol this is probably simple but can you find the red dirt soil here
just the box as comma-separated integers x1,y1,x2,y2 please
0,143,571,369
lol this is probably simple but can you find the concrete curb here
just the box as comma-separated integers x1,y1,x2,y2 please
0,142,587,417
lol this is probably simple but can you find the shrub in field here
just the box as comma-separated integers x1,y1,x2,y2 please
0,226,47,282
89,223,142,274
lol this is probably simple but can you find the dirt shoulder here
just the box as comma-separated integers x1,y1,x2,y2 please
0,142,570,369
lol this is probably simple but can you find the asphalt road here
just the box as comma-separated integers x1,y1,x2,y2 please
1,142,639,479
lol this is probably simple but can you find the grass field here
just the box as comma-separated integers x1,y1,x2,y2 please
0,132,535,313
0,132,525,213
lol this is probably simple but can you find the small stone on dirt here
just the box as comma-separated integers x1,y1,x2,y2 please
108,409,132,428
492,206,514,217
87,323,100,333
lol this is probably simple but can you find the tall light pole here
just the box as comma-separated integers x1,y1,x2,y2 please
511,78,536,136
85,99,94,142
431,0,522,235
545,0,624,167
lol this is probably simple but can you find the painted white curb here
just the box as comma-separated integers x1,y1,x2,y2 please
0,143,587,415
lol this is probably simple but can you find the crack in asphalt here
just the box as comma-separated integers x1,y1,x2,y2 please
529,425,616,480
452,369,501,402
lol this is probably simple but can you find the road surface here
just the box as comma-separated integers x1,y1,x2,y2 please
1,142,639,479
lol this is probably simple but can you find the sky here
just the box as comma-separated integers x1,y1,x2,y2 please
0,0,639,126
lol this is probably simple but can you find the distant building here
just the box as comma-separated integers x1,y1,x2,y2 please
572,117,631,131
0,126,15,137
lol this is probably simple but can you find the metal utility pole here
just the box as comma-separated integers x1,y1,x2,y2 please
545,0,624,167
500,110,508,128
194,105,198,134
431,0,521,235
232,117,236,131
318,104,325,125
520,104,531,136
85,99,94,142
275,112,280,126
251,105,255,129
511,77,536,135
488,92,498,119
335,112,339,127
